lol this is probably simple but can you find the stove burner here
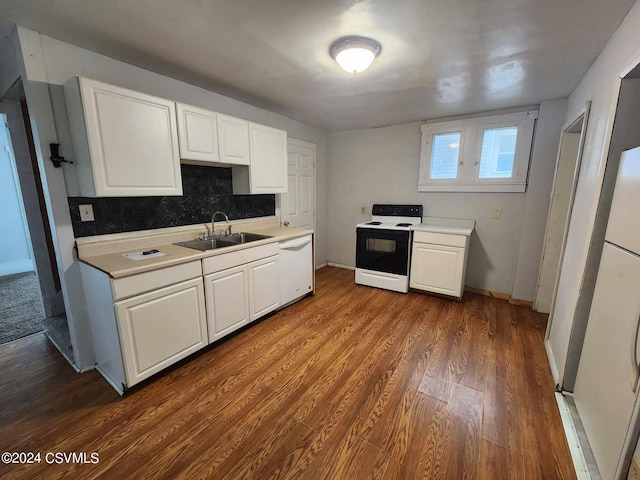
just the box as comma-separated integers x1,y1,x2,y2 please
396,223,412,227
366,221,382,225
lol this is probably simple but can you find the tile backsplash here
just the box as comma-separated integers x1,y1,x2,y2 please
68,165,275,237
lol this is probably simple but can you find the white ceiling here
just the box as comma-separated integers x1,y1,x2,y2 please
0,0,635,131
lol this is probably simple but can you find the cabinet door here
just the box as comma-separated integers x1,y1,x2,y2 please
77,77,182,196
248,123,288,193
217,113,250,165
176,103,219,163
410,242,465,297
115,278,207,387
204,265,250,342
248,255,280,321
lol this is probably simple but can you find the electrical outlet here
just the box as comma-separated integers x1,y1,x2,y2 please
360,207,366,215
79,204,95,222
492,208,502,219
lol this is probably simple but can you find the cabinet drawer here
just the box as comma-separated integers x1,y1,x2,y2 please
111,260,202,300
202,243,279,274
413,231,468,248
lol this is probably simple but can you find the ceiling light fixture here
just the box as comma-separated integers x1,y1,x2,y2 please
330,36,382,74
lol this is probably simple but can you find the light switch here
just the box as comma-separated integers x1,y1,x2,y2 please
79,204,95,222
492,208,502,219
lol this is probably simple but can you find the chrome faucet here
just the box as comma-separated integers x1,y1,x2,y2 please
211,211,231,238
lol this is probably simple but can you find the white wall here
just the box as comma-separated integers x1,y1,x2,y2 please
547,0,640,388
327,99,566,298
511,99,568,301
7,25,329,370
0,113,34,276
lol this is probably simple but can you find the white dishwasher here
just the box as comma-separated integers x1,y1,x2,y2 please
279,235,313,306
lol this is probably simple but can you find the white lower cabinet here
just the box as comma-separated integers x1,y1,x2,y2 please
115,278,207,386
81,241,291,394
248,255,280,321
204,265,250,342
410,231,470,299
203,244,281,342
80,260,206,394
410,243,465,297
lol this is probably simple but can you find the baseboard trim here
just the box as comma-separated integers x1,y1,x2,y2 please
315,263,328,270
509,298,535,308
465,286,510,300
545,339,561,386
327,262,355,270
464,286,534,308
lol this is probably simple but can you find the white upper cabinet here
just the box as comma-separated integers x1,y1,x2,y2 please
217,113,250,166
176,103,219,164
64,77,182,197
233,122,288,194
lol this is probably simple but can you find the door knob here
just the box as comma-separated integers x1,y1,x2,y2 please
284,221,289,227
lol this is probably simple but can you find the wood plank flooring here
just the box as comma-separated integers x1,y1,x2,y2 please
0,266,576,479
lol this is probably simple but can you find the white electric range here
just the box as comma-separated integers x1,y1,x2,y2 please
355,204,423,293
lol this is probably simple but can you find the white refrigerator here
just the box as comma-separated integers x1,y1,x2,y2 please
574,146,640,480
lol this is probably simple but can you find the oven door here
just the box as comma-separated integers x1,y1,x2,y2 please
356,228,410,275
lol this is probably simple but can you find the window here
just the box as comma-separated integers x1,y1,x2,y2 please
479,127,517,178
418,110,538,192
430,132,461,179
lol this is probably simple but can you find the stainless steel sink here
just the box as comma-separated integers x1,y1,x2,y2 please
174,238,238,251
224,232,271,244
174,232,271,251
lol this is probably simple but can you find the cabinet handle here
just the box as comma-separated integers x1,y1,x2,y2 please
631,311,640,393
283,221,289,227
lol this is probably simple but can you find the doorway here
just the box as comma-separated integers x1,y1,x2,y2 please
537,105,589,316
0,92,74,363
537,104,590,387
279,138,316,231
0,110,45,344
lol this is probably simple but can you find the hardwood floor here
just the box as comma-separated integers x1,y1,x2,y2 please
0,267,576,479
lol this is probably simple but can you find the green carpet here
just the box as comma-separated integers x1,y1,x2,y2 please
0,271,45,345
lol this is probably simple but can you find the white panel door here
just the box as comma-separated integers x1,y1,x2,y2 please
410,242,464,297
248,123,287,193
115,278,207,387
248,255,280,321
79,77,182,196
204,265,250,342
606,146,640,254
176,103,219,163
281,141,315,230
574,243,640,480
217,113,250,165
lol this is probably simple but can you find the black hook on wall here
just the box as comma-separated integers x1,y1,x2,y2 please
49,143,74,168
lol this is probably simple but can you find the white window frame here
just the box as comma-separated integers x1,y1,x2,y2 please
418,110,538,193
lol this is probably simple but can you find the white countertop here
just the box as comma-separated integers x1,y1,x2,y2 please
412,217,475,236
77,219,313,278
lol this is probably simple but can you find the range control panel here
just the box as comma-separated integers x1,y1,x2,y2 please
371,204,423,217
